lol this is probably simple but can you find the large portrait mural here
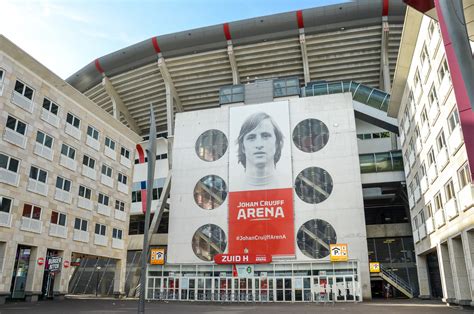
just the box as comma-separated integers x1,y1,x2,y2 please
228,101,294,256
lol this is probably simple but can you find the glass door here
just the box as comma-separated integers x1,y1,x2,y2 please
11,246,31,299
180,277,189,300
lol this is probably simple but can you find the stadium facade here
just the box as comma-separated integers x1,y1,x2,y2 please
0,0,472,305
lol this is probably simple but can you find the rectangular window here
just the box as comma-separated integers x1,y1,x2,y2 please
428,20,437,39
101,164,112,177
0,196,12,214
219,85,245,104
448,109,460,132
50,211,66,226
29,166,48,183
22,204,41,220
118,173,127,184
458,163,472,189
153,188,163,200
83,155,95,169
105,137,115,150
273,77,299,97
436,131,446,151
428,86,438,105
426,202,433,217
120,147,130,159
87,126,99,140
42,98,59,115
112,228,123,239
420,45,429,64
438,58,449,82
95,223,106,236
61,143,76,159
79,185,92,199
14,80,34,100
74,218,88,231
420,109,428,124
35,130,53,148
445,180,456,201
66,112,80,128
427,148,436,166
56,176,71,192
98,193,109,206
414,70,421,87
434,192,443,211
0,153,20,173
115,200,125,211
131,191,142,203
6,115,27,135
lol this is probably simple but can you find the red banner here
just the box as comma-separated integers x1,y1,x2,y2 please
228,188,294,256
214,253,272,264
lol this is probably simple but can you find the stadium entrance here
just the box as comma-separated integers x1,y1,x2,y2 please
146,261,361,302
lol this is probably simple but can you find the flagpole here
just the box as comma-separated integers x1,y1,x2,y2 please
138,105,157,314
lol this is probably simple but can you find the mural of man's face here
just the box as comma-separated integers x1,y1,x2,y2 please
242,118,276,170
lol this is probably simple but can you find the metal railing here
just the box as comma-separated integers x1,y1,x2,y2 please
379,264,416,298
302,81,391,112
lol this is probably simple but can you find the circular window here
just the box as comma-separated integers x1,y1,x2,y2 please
292,119,329,153
195,130,228,162
295,167,333,204
192,224,227,261
194,175,227,210
297,219,337,259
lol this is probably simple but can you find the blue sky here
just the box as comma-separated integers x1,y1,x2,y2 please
1,0,346,79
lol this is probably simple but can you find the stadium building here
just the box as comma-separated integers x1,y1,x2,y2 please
0,0,471,305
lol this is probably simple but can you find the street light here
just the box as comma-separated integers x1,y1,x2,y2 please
96,266,102,297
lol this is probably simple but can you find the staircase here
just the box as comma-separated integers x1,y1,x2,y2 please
372,264,416,298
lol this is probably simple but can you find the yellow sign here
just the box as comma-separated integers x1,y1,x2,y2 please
330,244,348,262
370,262,380,273
150,248,165,265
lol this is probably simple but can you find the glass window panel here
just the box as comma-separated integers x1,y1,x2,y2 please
74,218,81,230
0,154,7,169
8,158,19,172
297,219,337,259
0,197,12,213
14,81,23,94
194,175,227,210
51,211,58,224
192,224,226,261
195,129,228,162
59,213,66,226
359,154,375,173
391,151,403,171
292,119,329,153
295,167,333,204
375,152,391,172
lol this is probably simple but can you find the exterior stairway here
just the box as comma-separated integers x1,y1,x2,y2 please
371,264,416,298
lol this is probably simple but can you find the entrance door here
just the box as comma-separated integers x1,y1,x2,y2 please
334,275,355,302
275,277,292,301
216,277,231,301
11,246,31,299
294,277,311,301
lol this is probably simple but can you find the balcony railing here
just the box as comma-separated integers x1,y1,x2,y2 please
97,204,111,216
86,136,100,151
120,156,131,168
118,182,128,194
419,223,427,239
421,122,430,142
112,238,124,249
421,60,431,82
34,143,53,161
458,184,473,212
444,198,459,221
82,166,96,180
434,209,446,228
78,197,93,211
73,229,89,242
49,224,67,238
59,155,77,171
438,75,452,104
408,194,415,209
414,186,421,203
436,147,449,171
41,108,60,128
65,124,81,140
104,147,116,160
425,217,435,234
55,189,72,204
27,179,49,196
3,128,27,149
11,91,34,113
428,163,437,183
0,168,19,186
0,212,12,227
303,81,390,112
428,102,440,126
94,234,107,246
420,176,428,194
114,209,126,221
448,126,463,154
100,174,113,188
413,229,420,243
20,217,42,233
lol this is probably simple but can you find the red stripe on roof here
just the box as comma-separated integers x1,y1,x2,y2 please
382,0,389,16
152,37,161,53
296,10,304,29
94,59,104,74
223,23,232,41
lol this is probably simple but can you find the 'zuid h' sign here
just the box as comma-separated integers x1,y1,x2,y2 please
214,254,272,264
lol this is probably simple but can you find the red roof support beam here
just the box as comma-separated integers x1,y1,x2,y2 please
296,10,304,29
152,37,161,54
223,23,232,41
94,59,104,74
382,0,389,16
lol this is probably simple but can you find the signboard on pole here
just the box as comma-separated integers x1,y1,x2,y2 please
370,262,381,273
47,256,62,272
329,244,348,262
150,248,165,265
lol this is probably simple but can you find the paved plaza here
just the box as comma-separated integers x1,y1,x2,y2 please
0,298,472,314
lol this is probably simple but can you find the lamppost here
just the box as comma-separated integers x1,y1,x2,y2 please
96,266,102,297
